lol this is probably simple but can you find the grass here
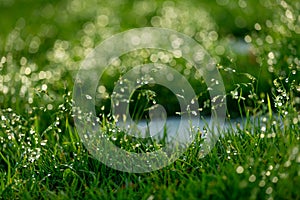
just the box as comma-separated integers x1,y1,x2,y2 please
0,0,300,199
0,98,299,199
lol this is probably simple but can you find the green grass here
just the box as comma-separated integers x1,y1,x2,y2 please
0,0,300,199
0,99,299,199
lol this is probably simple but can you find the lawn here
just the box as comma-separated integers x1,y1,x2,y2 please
0,0,299,199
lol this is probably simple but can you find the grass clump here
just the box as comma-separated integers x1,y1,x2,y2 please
0,91,299,199
0,0,300,199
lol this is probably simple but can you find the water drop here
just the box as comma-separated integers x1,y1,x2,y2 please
85,95,92,100
249,174,256,182
236,166,244,174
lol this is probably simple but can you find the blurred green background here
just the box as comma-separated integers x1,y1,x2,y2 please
0,0,299,120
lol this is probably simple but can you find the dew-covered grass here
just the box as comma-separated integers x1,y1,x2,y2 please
1,0,300,199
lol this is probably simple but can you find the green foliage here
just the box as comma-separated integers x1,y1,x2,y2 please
0,0,299,199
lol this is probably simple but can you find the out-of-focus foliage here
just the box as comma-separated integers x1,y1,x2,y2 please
0,0,299,117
